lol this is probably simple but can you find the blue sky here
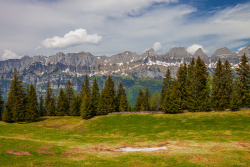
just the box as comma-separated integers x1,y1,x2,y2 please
0,0,249,60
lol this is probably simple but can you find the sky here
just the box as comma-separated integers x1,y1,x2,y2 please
0,0,250,60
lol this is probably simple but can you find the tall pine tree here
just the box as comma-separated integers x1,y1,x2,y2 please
81,95,92,119
25,84,39,122
116,82,127,111
38,95,45,117
45,81,53,113
47,93,56,116
102,75,116,113
89,77,100,116
135,88,144,111
142,85,150,111
0,84,3,119
56,88,67,116
97,89,107,115
2,69,26,122
161,68,172,107
69,92,78,116
175,63,187,109
65,80,74,115
236,53,250,107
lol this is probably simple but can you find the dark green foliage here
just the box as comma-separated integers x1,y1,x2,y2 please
149,92,161,111
116,82,127,111
97,89,107,115
0,84,3,119
186,56,210,112
56,88,68,116
47,93,56,116
211,59,225,111
163,79,183,113
81,95,92,119
102,75,116,113
127,103,132,112
2,69,26,122
160,68,171,107
89,77,100,116
82,75,91,98
44,81,53,113
69,93,78,116
175,63,187,109
25,84,39,122
38,95,45,117
119,95,128,112
65,80,74,114
223,60,234,108
135,88,144,111
230,85,241,111
236,53,250,107
142,85,150,111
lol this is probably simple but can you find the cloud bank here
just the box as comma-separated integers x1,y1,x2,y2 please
1,50,19,60
41,29,102,49
153,42,163,52
187,44,208,54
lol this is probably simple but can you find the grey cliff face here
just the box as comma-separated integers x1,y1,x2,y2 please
238,44,250,57
168,47,192,58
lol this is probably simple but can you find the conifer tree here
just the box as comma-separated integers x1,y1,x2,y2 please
89,77,100,116
47,93,56,116
45,81,53,113
135,88,144,111
116,82,127,111
161,68,172,106
81,95,92,119
163,79,183,113
142,85,150,111
82,75,91,98
211,58,225,111
38,95,45,117
236,53,250,107
56,88,67,116
97,89,107,115
76,92,81,116
102,75,116,113
2,69,26,122
230,85,241,111
127,104,132,112
69,93,78,116
119,95,128,112
65,80,74,114
25,84,39,122
0,84,4,119
175,63,187,109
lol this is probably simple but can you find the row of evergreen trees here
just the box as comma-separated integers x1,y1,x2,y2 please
0,70,132,122
160,53,249,113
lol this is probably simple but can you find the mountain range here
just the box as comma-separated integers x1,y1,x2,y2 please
0,44,249,97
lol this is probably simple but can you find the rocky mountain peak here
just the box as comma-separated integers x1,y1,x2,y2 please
169,47,192,58
143,48,158,57
193,48,208,59
238,44,250,57
212,47,232,57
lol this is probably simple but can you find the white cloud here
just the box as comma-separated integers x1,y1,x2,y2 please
187,44,208,54
35,45,42,51
41,29,102,49
1,49,19,60
153,42,163,52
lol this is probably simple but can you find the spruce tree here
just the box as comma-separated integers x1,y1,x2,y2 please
56,88,67,116
69,93,78,116
65,80,74,115
81,95,92,119
230,85,241,111
38,95,45,117
89,77,100,116
47,93,56,116
119,95,128,112
175,63,187,109
25,84,39,122
135,88,144,111
2,68,26,122
97,89,107,115
142,85,150,111
127,104,132,112
161,68,172,106
211,58,225,111
82,75,91,98
45,81,53,113
236,53,250,107
0,84,4,119
116,82,126,111
102,75,116,113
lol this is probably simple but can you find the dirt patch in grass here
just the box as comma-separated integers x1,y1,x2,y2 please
36,150,55,154
62,152,76,156
6,150,31,155
174,141,193,147
237,142,250,150
39,146,53,149
190,155,206,163
210,146,224,150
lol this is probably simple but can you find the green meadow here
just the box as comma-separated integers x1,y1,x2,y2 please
0,110,250,166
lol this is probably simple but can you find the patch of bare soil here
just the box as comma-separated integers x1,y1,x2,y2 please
39,146,53,149
6,150,31,155
190,155,205,162
62,152,76,156
36,150,54,154
237,142,250,150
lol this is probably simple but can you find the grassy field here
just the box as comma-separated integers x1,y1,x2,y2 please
0,110,250,166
